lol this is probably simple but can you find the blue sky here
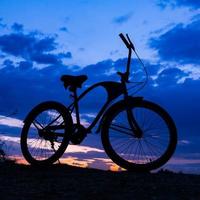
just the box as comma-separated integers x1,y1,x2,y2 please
0,0,200,173
0,0,198,65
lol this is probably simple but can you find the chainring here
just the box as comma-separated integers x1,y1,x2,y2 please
70,124,87,145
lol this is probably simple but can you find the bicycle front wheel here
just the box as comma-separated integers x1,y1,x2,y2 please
21,101,73,165
101,99,177,171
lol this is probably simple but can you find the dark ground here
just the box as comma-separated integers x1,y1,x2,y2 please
0,163,200,200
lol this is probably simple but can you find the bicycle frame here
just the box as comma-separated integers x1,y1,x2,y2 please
67,80,125,133
65,33,141,135
48,33,142,136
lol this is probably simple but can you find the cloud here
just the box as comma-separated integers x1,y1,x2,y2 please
18,61,33,70
0,56,148,122
112,12,133,25
11,22,24,32
0,55,200,171
178,140,191,145
59,52,72,59
0,32,72,65
0,22,199,163
155,67,188,85
0,54,199,133
31,53,61,64
157,0,200,9
149,19,200,64
0,51,196,120
0,32,54,57
0,60,73,119
59,27,68,32
0,18,6,29
0,115,23,128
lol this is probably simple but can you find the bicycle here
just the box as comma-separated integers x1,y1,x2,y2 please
20,33,177,171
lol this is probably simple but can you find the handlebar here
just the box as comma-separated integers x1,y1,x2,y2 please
118,33,136,83
119,33,130,49
119,33,135,51
118,33,148,87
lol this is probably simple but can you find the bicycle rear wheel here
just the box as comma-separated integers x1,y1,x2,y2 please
101,99,177,171
21,101,73,165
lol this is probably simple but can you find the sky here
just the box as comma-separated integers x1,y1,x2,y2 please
0,0,200,173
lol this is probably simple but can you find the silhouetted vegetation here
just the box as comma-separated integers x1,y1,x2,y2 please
0,139,16,165
0,110,18,165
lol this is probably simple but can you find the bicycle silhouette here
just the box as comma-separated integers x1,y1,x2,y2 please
21,33,177,171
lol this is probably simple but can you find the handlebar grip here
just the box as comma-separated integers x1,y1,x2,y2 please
119,33,130,49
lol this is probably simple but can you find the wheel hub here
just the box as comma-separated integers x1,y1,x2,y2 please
134,130,143,138
38,129,56,141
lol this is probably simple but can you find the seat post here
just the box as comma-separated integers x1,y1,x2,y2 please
73,88,80,125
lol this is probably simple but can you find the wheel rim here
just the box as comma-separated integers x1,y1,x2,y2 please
108,105,171,166
25,108,66,162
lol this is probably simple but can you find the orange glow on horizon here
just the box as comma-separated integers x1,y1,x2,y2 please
59,157,89,168
7,156,124,171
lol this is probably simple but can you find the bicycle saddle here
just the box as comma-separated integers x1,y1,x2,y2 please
60,75,88,91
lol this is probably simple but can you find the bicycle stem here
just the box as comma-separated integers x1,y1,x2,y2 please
126,48,132,81
119,33,133,82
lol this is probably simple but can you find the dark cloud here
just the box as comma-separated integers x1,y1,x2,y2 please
0,32,72,65
18,61,33,70
81,59,114,79
157,0,200,9
0,33,55,58
0,55,200,159
0,55,193,114
112,12,133,25
3,59,14,68
0,60,73,118
31,53,61,65
59,52,72,59
0,57,150,119
151,78,200,138
149,19,200,64
33,36,56,52
155,67,187,86
59,27,68,32
11,23,23,32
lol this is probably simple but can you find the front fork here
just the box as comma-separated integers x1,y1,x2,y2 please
122,81,143,138
126,106,143,138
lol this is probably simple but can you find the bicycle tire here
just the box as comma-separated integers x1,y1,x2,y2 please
21,101,73,165
101,99,177,171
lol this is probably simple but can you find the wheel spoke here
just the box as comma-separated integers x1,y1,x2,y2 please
21,103,71,164
110,124,134,137
104,100,176,171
